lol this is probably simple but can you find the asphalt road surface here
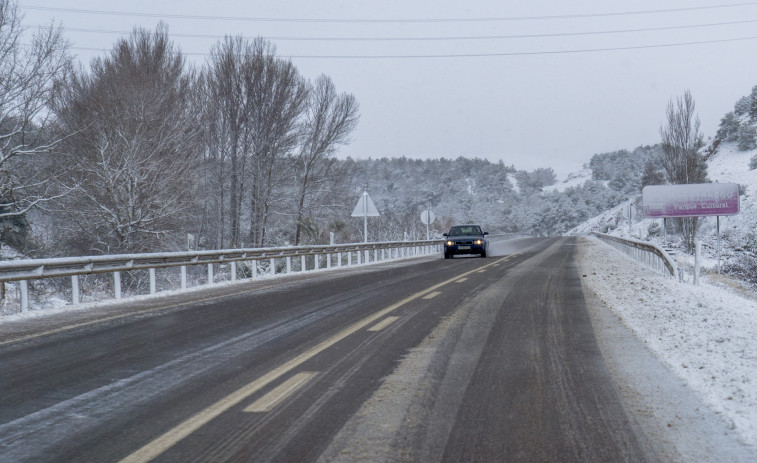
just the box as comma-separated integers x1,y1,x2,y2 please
0,237,657,462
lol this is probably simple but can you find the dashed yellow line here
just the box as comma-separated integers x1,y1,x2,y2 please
367,316,400,332
244,372,317,413
422,291,442,299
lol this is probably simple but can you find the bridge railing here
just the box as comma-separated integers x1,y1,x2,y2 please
1,240,443,313
591,232,678,279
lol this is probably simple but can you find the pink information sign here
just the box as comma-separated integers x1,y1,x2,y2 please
642,183,740,218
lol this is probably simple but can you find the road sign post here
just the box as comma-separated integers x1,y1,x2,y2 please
420,209,435,241
351,190,380,243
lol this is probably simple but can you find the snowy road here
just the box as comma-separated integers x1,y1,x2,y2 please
0,236,754,461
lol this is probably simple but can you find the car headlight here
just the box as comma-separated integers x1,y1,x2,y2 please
446,240,454,246
475,239,483,245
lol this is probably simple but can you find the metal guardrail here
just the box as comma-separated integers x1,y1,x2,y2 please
592,232,678,279
1,240,443,312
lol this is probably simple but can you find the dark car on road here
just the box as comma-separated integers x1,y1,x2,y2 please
443,224,488,259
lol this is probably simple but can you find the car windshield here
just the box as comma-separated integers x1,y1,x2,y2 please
448,226,482,236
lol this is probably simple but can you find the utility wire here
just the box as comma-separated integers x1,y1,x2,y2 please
53,18,757,42
20,2,757,23
68,35,757,59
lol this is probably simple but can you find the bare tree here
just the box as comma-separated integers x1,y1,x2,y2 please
659,90,707,251
51,24,201,254
205,36,250,248
293,75,359,245
245,38,308,247
0,0,71,248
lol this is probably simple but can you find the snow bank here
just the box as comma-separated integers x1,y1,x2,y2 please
579,236,757,450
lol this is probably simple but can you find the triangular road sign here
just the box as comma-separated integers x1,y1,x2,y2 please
351,191,380,217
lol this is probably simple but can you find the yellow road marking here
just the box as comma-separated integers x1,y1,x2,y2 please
367,316,399,332
422,291,442,299
244,372,317,413
119,257,507,463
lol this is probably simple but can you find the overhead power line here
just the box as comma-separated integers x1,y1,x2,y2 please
68,35,757,59
54,18,757,42
20,2,757,23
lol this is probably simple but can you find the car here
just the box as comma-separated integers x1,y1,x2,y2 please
443,224,488,259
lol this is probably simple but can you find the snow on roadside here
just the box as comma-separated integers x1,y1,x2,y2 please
578,236,757,450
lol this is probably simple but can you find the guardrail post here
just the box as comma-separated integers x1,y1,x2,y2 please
270,258,275,276
252,261,258,279
72,275,80,305
348,252,352,266
301,255,306,272
231,261,237,281
20,280,29,312
315,255,320,271
149,268,157,294
327,254,331,269
181,266,187,289
286,256,291,274
114,271,122,299
207,263,214,285
337,252,342,267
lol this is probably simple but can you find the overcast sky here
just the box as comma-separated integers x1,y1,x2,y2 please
19,0,757,177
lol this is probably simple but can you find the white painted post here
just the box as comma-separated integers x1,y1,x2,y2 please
301,255,306,272
181,266,187,289
20,280,29,312
348,252,352,266
286,256,291,274
114,271,122,299
270,258,275,275
231,261,237,281
72,275,80,305
338,252,342,267
694,241,701,286
315,255,320,271
327,254,331,269
149,268,156,294
207,263,214,285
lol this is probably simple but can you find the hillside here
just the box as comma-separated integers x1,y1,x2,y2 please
568,139,757,288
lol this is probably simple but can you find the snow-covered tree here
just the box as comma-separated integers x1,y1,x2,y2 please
737,124,757,151
0,0,72,250
659,90,707,252
51,24,201,254
294,75,359,245
716,111,741,142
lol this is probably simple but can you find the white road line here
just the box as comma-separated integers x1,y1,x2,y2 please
422,291,442,299
455,277,468,283
244,372,317,413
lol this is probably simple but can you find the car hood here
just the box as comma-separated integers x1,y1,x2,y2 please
447,234,485,240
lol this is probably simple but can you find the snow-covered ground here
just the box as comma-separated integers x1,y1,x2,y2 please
579,235,757,451
568,140,757,287
542,166,594,193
